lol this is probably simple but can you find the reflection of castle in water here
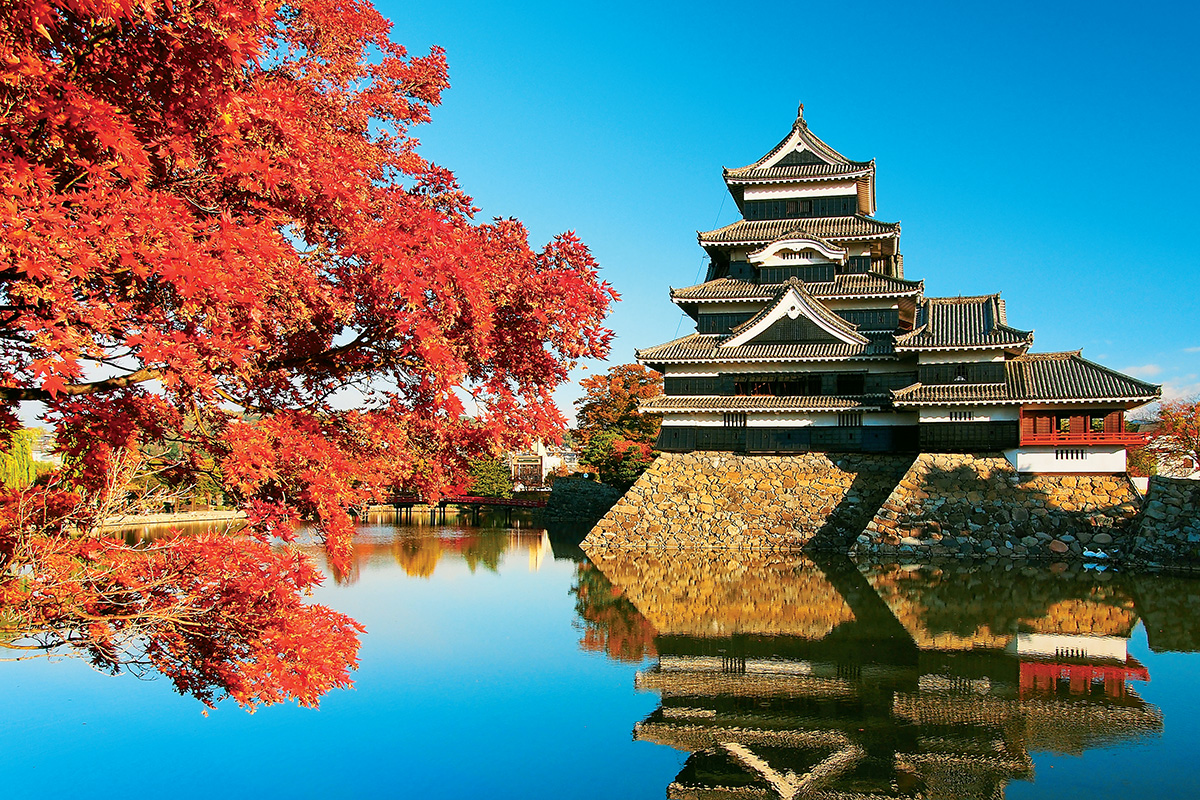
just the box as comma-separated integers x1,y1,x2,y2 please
586,552,1161,799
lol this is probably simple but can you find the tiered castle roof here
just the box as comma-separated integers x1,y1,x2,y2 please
892,351,1161,407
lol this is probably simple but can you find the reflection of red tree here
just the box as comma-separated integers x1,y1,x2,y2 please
1,520,362,710
571,561,658,662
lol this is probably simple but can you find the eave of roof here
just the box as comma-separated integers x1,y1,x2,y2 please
640,395,881,413
723,162,873,183
670,275,924,303
890,351,1162,406
637,332,897,364
698,215,900,247
894,295,1033,351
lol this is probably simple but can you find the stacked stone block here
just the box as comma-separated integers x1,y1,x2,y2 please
853,453,1140,561
581,452,913,552
1128,476,1200,568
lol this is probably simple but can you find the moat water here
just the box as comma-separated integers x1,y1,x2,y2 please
4,522,1200,799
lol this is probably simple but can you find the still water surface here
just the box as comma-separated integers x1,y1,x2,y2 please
4,523,1200,799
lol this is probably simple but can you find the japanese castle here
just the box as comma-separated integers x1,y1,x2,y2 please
638,106,1159,474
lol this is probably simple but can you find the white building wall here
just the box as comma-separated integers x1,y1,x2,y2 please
660,411,918,428
1003,445,1127,474
919,406,1020,422
742,181,858,200
916,350,1006,364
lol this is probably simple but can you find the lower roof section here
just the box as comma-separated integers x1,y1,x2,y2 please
671,274,924,304
892,351,1160,407
638,332,896,364
640,395,881,414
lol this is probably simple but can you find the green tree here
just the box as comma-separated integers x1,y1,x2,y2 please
468,457,514,499
0,430,54,488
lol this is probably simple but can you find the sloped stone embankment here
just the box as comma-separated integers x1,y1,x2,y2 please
853,453,1140,560
1128,476,1200,568
581,452,913,552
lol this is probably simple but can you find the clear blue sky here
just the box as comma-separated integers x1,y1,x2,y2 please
376,0,1200,421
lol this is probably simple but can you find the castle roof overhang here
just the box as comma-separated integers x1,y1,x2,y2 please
893,294,1033,353
698,216,900,250
637,332,897,365
723,162,874,184
890,351,1162,407
640,396,882,414
670,275,924,307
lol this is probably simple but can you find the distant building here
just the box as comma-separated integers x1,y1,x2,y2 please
638,106,1159,473
508,440,579,486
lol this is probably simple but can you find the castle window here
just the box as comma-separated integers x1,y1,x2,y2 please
949,410,974,421
838,412,863,427
723,412,747,428
1055,448,1087,460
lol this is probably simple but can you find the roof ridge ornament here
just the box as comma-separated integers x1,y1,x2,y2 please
795,102,807,128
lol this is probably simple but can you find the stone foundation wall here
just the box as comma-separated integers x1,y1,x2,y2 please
1128,477,1200,568
538,476,624,525
581,452,913,552
853,453,1140,561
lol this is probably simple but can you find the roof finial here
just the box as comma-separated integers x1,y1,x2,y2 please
797,102,805,120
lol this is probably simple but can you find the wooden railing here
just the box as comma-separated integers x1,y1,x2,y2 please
387,495,547,508
1019,431,1149,446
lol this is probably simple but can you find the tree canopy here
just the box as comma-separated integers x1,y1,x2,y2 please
574,363,661,488
0,0,615,707
1148,399,1200,476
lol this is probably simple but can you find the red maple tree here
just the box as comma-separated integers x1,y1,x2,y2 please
0,0,615,706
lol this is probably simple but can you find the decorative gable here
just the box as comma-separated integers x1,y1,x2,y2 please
748,235,847,267
722,282,868,348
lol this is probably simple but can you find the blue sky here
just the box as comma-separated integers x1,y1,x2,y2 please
378,0,1200,421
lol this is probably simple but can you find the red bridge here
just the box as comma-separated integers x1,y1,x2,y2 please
386,495,547,508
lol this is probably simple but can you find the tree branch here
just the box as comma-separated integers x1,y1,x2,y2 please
0,368,164,402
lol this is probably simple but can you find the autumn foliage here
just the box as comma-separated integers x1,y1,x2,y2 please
574,363,661,488
1148,399,1200,475
0,0,614,705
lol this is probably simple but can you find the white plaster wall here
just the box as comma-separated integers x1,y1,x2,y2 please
743,181,857,200
916,350,1006,364
918,406,1020,422
659,366,719,377
1003,445,1127,474
822,298,901,310
1014,633,1127,661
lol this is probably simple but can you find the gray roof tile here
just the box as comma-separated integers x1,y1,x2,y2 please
724,162,873,182
637,332,896,363
699,215,900,246
892,351,1161,405
671,274,924,302
641,395,880,413
894,295,1033,351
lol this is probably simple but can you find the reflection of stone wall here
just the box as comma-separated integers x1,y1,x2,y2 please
587,549,855,638
582,452,913,552
1129,477,1200,567
862,562,1138,649
854,454,1140,560
1129,572,1200,652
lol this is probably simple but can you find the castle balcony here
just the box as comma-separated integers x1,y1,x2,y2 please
1019,409,1148,448
1019,430,1149,447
